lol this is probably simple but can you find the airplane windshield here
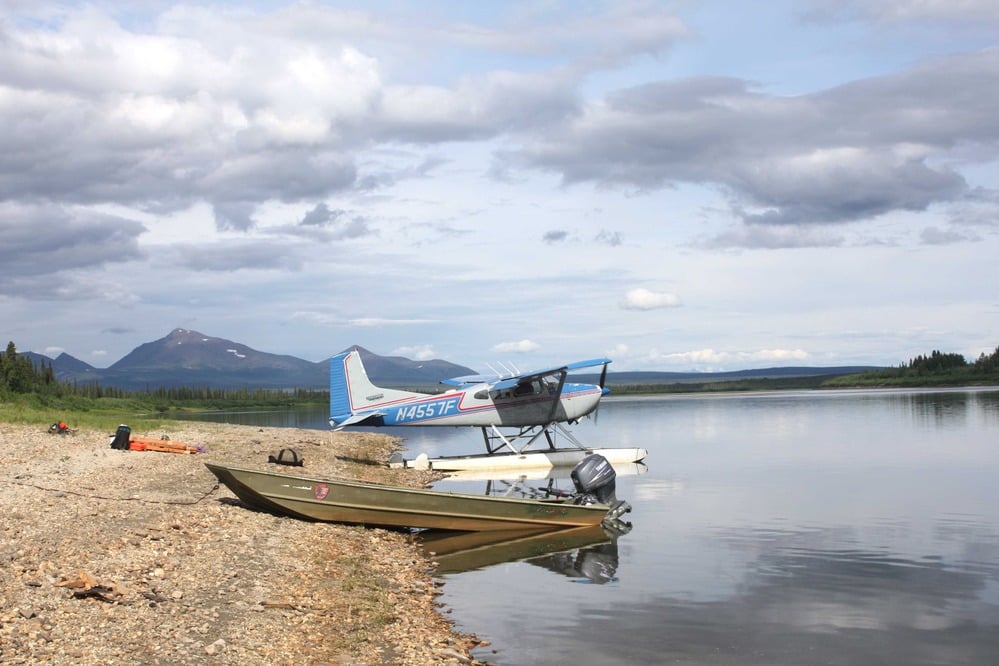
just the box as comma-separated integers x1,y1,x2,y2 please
513,378,558,397
489,374,563,400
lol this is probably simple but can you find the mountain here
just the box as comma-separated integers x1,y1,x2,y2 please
26,329,477,390
23,328,882,391
350,345,475,385
96,328,323,389
110,328,311,373
53,352,100,375
22,351,99,377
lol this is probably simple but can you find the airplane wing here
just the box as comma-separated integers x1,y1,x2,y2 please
441,358,611,391
440,374,497,387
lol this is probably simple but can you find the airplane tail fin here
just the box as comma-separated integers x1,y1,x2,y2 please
329,350,425,429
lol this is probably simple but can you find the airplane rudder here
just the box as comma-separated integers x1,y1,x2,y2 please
329,354,353,419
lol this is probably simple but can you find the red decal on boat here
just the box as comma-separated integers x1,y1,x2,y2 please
314,483,329,501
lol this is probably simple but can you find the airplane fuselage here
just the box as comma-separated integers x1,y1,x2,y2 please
328,350,607,430
349,382,603,428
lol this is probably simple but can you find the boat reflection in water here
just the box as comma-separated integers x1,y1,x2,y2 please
420,518,631,581
421,461,640,578
528,527,625,584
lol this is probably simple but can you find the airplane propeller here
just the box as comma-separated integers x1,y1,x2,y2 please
594,361,609,424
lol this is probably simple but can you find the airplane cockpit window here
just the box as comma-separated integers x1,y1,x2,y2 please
512,379,550,397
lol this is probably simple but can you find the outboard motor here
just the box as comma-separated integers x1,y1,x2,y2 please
570,454,618,505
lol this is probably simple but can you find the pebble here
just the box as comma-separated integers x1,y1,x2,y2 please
205,638,227,655
0,422,477,665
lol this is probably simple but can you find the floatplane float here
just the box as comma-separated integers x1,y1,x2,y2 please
328,349,647,472
441,460,648,484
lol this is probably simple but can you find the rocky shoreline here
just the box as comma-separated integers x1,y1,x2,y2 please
0,422,481,665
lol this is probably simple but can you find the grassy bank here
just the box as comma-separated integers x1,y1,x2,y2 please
0,391,328,432
821,371,999,389
0,393,167,431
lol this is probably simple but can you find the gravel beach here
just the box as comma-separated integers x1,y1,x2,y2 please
0,421,480,665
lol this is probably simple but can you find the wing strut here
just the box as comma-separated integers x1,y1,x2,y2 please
545,369,568,424
480,422,588,455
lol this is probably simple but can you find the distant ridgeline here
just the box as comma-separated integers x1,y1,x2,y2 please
4,336,999,400
1,341,316,405
596,366,882,394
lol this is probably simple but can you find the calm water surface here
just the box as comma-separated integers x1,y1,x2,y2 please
187,388,999,665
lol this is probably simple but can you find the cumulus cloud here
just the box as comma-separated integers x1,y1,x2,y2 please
289,311,436,327
280,210,375,241
920,226,977,245
621,288,682,310
650,348,810,368
595,229,623,246
606,343,629,360
212,202,257,232
492,339,540,353
392,344,436,361
801,0,999,25
3,3,995,251
1,2,996,371
173,240,306,272
700,224,845,249
504,47,999,230
0,204,146,296
0,5,477,223
754,348,811,362
350,317,437,326
300,203,341,227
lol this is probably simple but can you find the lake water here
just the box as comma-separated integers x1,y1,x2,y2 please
184,388,999,665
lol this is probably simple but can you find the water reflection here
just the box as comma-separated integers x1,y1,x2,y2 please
528,536,622,585
463,519,999,665
421,523,627,581
557,527,999,665
420,461,635,582
174,388,999,437
170,388,999,664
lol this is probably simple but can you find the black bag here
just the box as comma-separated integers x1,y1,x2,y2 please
110,424,131,450
268,448,304,466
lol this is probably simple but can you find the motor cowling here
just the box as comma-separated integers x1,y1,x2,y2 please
570,454,617,505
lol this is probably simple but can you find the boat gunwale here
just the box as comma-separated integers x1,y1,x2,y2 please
205,462,611,510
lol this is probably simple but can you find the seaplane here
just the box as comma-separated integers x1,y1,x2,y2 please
328,349,648,472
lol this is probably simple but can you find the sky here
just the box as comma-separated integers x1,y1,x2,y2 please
1,0,998,373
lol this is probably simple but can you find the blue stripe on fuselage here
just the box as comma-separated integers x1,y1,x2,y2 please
358,384,601,426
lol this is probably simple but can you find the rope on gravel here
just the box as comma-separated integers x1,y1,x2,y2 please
0,477,220,505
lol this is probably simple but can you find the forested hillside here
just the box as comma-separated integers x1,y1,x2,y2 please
824,346,999,387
